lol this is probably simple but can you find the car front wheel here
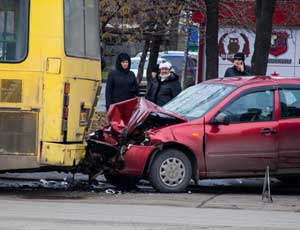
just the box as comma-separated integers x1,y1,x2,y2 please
149,149,192,193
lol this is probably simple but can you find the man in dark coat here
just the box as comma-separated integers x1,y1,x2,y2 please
146,61,181,106
105,53,139,110
224,52,252,77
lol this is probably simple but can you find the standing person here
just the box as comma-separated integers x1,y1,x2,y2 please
146,61,181,106
105,53,139,110
224,52,252,77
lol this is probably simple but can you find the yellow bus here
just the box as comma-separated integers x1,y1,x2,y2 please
0,0,101,172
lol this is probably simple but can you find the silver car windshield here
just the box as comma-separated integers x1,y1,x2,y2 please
163,83,237,120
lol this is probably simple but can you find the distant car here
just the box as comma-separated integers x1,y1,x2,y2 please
130,57,165,86
87,76,300,192
159,50,198,59
131,51,198,88
130,57,145,80
159,52,197,88
134,50,198,59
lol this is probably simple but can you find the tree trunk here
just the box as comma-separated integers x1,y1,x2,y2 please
205,0,219,80
251,0,276,75
182,11,191,89
147,35,161,85
168,17,180,50
137,40,150,84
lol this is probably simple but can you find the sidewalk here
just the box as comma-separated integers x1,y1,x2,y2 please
96,83,106,112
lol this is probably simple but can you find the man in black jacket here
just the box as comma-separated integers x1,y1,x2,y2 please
105,53,139,110
224,52,252,77
146,61,181,106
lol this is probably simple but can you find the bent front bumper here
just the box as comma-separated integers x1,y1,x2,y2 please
86,138,156,176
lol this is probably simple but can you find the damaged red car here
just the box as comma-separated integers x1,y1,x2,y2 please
86,76,300,192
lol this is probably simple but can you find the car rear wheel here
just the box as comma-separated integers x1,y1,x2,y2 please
104,174,139,190
149,149,192,193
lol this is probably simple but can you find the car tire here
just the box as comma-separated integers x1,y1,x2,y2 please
148,149,192,193
104,174,139,191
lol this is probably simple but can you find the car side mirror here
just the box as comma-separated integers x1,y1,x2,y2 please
211,112,230,126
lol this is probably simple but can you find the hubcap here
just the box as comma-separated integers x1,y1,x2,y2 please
159,157,185,187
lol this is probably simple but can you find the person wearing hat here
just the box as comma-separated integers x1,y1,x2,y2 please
224,52,252,77
146,61,181,106
105,53,139,110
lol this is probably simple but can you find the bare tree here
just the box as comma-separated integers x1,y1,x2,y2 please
136,40,150,84
145,0,185,82
99,0,186,84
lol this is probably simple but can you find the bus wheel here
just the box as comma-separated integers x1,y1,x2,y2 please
148,149,192,193
104,174,139,191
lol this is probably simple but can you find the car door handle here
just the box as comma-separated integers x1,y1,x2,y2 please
260,128,277,135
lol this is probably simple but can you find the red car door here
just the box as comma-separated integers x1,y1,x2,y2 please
205,88,278,177
278,87,300,170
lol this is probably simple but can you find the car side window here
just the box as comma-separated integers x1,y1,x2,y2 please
279,89,300,118
220,90,274,123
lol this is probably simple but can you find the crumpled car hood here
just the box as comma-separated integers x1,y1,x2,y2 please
107,97,187,135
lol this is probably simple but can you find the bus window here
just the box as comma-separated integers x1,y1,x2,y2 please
64,0,100,59
85,0,100,59
0,0,29,62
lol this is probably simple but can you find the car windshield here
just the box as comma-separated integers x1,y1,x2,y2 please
163,83,237,120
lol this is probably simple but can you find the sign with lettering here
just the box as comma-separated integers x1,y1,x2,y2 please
218,27,298,77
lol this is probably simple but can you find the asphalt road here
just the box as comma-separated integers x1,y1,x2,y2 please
0,199,299,230
0,173,299,229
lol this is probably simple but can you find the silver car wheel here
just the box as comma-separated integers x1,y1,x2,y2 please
159,157,186,187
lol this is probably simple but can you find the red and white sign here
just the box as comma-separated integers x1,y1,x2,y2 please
218,31,250,63
270,31,289,57
218,27,298,78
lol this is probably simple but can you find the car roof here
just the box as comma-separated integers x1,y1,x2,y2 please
131,57,165,61
131,57,140,61
205,76,300,87
159,51,198,55
160,53,184,57
135,51,198,56
159,53,196,58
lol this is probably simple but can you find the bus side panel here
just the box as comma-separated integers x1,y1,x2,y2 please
40,142,85,166
37,0,65,142
64,58,100,142
42,74,64,142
